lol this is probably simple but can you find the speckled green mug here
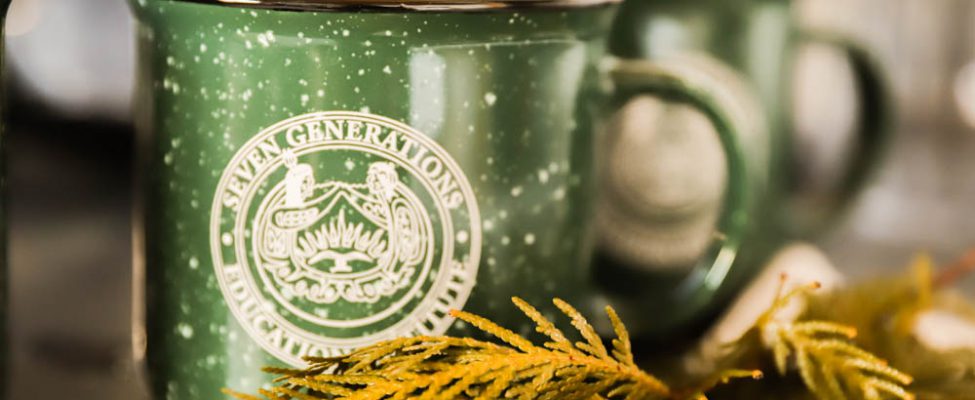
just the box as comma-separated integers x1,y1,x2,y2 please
130,0,748,397
593,0,891,339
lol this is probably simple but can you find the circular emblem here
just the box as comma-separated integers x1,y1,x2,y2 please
211,111,481,366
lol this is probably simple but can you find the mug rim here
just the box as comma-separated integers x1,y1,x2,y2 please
176,0,621,11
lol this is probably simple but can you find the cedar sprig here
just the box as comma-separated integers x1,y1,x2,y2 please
802,251,975,399
758,280,915,400
226,297,753,400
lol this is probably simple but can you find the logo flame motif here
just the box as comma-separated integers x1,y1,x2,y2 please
255,152,432,305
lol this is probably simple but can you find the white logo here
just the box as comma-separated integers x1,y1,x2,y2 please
211,111,481,366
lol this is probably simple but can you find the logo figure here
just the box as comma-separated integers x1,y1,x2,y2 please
255,151,432,305
211,112,481,366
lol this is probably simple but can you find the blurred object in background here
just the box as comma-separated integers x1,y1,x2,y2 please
4,0,141,398
6,0,134,120
598,0,892,341
794,0,975,288
790,41,857,214
797,0,975,128
956,48,975,129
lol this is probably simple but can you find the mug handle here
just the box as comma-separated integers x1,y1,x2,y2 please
603,58,750,322
788,31,893,234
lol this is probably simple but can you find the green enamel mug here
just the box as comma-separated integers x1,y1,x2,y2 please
594,0,891,338
129,0,754,397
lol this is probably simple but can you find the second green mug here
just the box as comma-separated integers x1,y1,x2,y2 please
593,0,891,338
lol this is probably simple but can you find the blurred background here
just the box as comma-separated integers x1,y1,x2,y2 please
2,0,974,398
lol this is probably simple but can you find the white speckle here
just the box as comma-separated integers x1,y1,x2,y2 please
344,159,355,170
221,233,234,246
525,234,536,245
358,69,365,76
342,29,350,37
189,257,199,270
257,30,275,48
163,153,174,166
484,92,497,106
317,89,325,97
483,219,494,231
364,40,372,47
538,170,550,183
456,231,469,244
300,94,310,105
553,187,566,200
385,30,393,36
176,323,194,339
382,65,392,74
511,186,523,197
501,236,511,245
199,44,207,53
